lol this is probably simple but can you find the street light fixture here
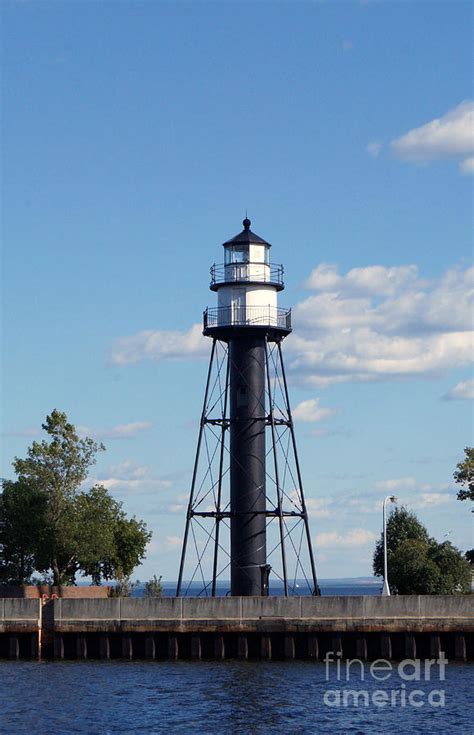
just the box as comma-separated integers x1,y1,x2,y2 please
382,495,397,596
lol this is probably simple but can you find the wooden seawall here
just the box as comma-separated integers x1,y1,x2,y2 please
1,596,473,661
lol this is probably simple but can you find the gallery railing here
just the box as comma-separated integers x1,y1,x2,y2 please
210,262,284,288
203,305,292,330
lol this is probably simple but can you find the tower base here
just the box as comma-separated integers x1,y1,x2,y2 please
176,335,319,598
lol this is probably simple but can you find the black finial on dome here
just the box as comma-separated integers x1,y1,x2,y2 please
222,216,270,246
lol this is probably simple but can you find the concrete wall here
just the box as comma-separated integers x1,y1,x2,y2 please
2,595,471,633
0,598,41,633
1,596,473,650
53,595,474,634
0,599,40,620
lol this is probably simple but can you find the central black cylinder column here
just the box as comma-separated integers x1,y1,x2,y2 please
229,335,267,596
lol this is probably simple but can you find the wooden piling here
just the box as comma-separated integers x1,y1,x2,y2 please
454,634,466,662
260,635,271,660
8,636,19,660
307,635,319,660
380,635,392,660
214,634,225,659
145,637,156,660
191,635,201,659
237,635,248,659
76,636,87,660
404,634,416,659
284,635,295,659
168,635,179,660
122,636,133,660
99,636,110,660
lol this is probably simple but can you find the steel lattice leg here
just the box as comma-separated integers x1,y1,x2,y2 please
211,353,230,596
176,339,217,597
277,341,320,595
265,339,289,596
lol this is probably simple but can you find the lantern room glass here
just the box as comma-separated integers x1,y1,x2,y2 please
225,245,249,264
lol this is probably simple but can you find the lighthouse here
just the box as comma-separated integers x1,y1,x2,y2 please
177,218,319,597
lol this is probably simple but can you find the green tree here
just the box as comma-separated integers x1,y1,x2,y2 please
388,539,441,595
373,506,471,594
77,485,151,584
453,447,473,567
465,549,474,566
144,575,163,597
12,409,104,586
0,480,47,585
373,506,430,577
428,541,472,594
2,410,151,587
454,447,474,501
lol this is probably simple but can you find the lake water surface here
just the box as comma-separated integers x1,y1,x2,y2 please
0,659,472,734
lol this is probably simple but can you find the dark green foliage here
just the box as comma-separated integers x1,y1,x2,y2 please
79,486,151,584
109,575,140,598
0,481,47,585
1,410,151,588
454,447,474,501
388,539,441,595
373,506,471,595
144,575,163,597
429,540,472,594
373,506,429,578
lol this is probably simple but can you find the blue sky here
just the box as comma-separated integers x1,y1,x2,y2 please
2,0,473,581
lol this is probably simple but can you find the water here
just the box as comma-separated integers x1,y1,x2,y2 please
0,659,472,734
152,580,383,597
1,582,468,733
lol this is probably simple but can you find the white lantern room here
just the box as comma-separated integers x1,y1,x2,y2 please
209,218,285,328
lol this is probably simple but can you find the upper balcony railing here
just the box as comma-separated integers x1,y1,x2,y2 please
203,306,292,332
210,262,284,289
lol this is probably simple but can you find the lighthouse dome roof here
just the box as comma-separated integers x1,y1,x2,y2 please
222,218,271,247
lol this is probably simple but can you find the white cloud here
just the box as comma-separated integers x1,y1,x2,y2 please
291,264,473,386
110,323,207,365
310,426,352,438
168,503,185,513
1,427,40,438
347,498,382,515
304,263,420,296
109,263,473,389
292,398,336,422
366,141,382,157
164,535,182,550
390,100,474,173
304,497,334,519
415,493,452,509
459,156,474,175
98,461,172,496
315,528,376,548
77,421,152,440
375,477,417,492
443,378,474,401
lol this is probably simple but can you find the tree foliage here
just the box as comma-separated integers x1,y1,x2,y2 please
454,447,474,501
0,481,47,585
465,549,474,566
373,506,429,577
144,575,163,597
373,506,471,595
1,410,151,587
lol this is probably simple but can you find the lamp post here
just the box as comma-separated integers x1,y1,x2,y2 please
382,495,397,596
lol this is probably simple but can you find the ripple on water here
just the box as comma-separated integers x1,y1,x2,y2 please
0,660,473,734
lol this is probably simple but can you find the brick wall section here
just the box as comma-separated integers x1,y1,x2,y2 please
0,586,111,599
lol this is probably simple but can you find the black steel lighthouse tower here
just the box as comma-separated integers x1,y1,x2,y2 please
177,219,319,597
